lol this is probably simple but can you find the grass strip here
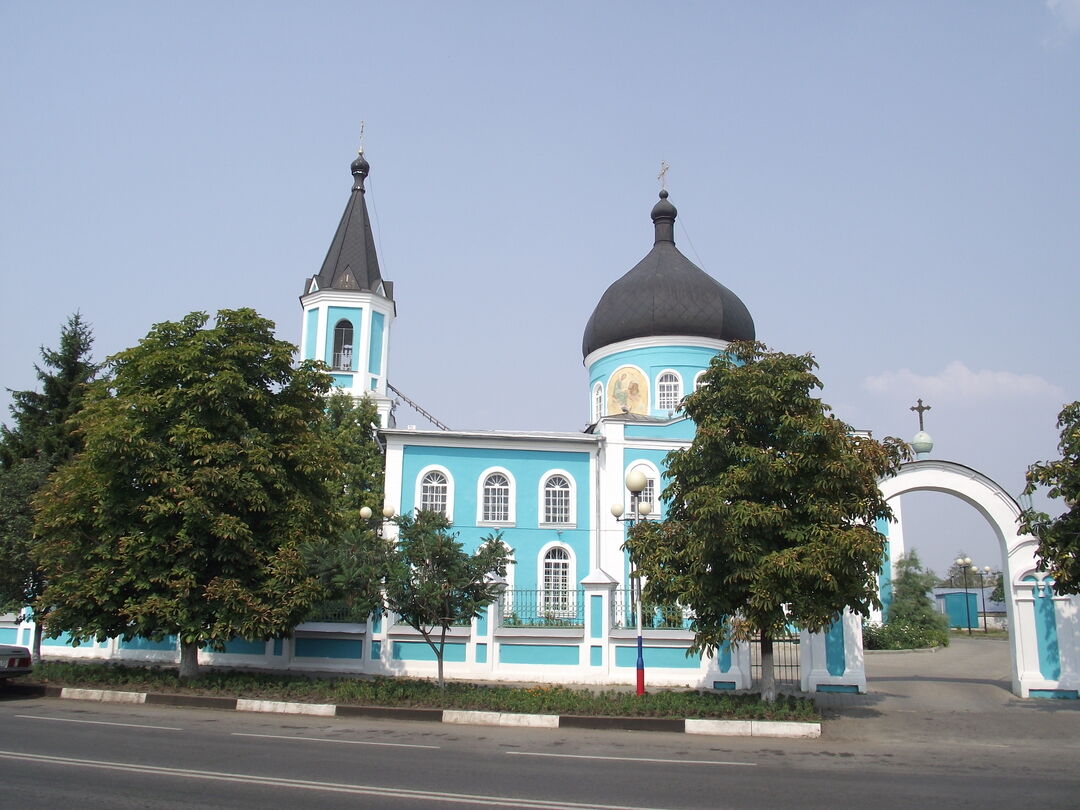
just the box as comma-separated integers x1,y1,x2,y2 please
26,661,817,722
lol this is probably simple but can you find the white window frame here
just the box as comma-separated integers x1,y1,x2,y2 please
625,460,661,518
332,319,354,371
538,470,576,528
414,464,454,521
538,542,576,617
693,370,707,391
476,467,516,526
592,381,604,422
656,370,683,412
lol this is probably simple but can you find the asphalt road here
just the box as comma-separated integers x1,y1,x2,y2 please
1,687,1077,810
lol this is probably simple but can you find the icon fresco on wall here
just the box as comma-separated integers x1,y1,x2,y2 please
607,367,648,416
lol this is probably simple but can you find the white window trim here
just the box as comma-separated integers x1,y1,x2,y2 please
537,541,577,616
625,459,662,518
655,369,683,412
693,370,707,391
592,381,604,422
537,469,577,528
476,466,516,527
414,464,454,521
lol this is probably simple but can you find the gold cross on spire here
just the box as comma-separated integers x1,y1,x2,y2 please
657,161,670,191
358,120,366,155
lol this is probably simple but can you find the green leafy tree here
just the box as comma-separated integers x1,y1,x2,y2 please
383,511,511,687
323,390,385,516
0,314,98,660
302,391,386,621
1020,401,1080,594
626,342,909,701
33,309,337,678
0,456,49,624
888,551,949,639
990,572,1004,603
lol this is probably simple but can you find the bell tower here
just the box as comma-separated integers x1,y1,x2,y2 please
300,149,396,427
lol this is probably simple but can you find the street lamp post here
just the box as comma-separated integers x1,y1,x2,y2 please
611,469,653,697
359,505,396,536
955,556,973,636
979,565,992,634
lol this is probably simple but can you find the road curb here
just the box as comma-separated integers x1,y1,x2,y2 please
43,687,821,738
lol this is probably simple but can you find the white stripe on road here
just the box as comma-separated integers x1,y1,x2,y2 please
232,732,439,749
15,714,182,731
506,751,756,767
0,750,677,809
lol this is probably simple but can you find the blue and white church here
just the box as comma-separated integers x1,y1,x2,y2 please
290,151,866,692
7,150,1077,699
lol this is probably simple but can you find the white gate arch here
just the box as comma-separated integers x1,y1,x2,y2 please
878,459,1079,698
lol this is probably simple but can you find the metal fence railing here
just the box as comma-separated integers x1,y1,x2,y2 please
610,590,692,630
499,589,585,628
304,600,371,623
748,631,801,688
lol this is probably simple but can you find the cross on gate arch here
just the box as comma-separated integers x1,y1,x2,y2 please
875,459,1079,698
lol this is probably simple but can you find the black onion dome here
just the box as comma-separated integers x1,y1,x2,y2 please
581,191,754,358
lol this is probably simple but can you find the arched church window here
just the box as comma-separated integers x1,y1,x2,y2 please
420,470,448,516
694,371,707,391
542,474,572,524
626,462,657,516
593,382,604,422
332,319,354,371
657,371,682,411
542,546,572,614
482,473,511,523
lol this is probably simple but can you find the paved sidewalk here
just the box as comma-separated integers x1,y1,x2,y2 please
816,636,1080,745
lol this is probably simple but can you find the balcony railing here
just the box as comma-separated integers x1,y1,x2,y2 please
499,589,585,629
610,590,692,630
304,600,370,623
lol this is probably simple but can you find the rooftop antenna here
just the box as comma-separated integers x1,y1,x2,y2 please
657,160,670,192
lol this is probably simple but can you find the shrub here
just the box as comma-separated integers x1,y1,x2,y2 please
863,620,949,650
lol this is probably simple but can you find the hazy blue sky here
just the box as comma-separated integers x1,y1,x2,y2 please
3,2,1078,578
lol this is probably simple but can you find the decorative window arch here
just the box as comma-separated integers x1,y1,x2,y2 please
539,471,576,526
415,465,453,520
539,543,575,615
477,468,515,525
592,382,604,422
693,370,707,391
625,460,660,518
332,319,354,371
656,370,682,411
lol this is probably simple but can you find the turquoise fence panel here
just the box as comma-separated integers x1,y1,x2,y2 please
118,635,177,651
615,645,699,669
294,637,362,659
499,644,579,666
392,641,466,662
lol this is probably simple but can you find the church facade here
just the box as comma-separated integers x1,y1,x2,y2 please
285,152,866,691
7,149,1077,698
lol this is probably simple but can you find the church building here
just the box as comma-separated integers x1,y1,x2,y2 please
11,147,1073,699
294,150,866,690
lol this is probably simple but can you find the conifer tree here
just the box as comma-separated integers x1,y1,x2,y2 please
0,314,98,660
